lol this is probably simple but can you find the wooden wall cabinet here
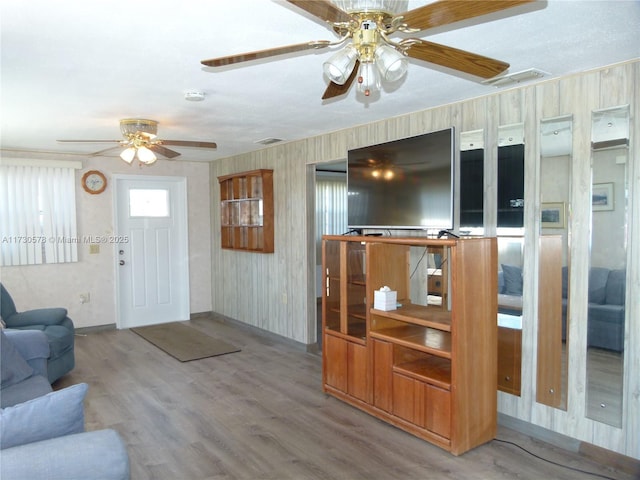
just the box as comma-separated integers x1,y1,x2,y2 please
218,169,273,253
322,235,497,456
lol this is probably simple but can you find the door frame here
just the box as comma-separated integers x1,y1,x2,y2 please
112,174,190,329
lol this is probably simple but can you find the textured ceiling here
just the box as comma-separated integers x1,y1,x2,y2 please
1,1,639,163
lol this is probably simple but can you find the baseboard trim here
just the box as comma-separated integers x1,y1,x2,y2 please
75,323,117,335
499,413,640,476
579,441,640,477
191,311,319,354
498,413,581,452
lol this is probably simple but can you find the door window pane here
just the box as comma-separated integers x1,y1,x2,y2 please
129,189,169,217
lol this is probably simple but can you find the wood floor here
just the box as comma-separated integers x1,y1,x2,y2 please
56,314,633,480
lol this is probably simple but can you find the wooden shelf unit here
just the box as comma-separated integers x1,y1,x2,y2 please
218,169,273,253
322,235,498,455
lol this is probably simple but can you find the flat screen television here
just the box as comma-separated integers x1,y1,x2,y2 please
347,127,454,230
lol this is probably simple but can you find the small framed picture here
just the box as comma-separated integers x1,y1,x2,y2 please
592,182,614,211
541,202,565,228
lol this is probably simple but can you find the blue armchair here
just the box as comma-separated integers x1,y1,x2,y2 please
0,329,130,479
0,283,75,383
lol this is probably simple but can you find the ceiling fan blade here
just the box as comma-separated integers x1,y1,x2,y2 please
397,0,534,32
201,41,331,67
322,60,360,100
405,40,509,78
161,140,218,149
57,139,121,143
90,146,123,157
150,145,181,159
286,0,352,24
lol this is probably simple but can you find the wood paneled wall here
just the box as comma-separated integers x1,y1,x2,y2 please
210,59,639,459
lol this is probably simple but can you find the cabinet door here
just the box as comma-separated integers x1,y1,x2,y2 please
323,240,341,333
392,373,417,424
324,334,348,392
424,383,451,439
345,242,366,339
348,342,368,401
373,339,393,412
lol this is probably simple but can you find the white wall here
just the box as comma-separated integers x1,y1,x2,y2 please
1,155,212,329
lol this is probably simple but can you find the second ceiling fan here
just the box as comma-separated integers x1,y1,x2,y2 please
58,118,218,165
201,0,536,99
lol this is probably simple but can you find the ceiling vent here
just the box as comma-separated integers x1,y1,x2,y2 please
482,68,549,87
255,137,284,145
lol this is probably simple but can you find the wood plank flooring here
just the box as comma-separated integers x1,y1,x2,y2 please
56,314,633,480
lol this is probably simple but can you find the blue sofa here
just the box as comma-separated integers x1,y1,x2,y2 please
576,267,626,352
0,329,130,479
498,265,626,352
1,283,75,383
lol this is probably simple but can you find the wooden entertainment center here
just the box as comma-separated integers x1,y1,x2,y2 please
321,235,497,455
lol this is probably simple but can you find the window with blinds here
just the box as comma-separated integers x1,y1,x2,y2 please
0,160,80,266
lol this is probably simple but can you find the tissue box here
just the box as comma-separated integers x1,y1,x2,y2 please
374,289,397,311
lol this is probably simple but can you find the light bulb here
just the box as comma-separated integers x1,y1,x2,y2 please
136,146,157,165
375,44,408,82
120,147,136,164
357,62,381,97
323,45,358,85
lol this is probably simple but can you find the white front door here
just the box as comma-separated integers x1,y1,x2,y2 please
114,176,190,329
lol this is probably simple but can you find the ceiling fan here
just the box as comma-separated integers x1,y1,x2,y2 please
201,0,536,99
57,118,218,165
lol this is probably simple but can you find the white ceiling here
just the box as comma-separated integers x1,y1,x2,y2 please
1,1,639,163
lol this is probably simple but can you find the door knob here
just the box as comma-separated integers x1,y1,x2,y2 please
119,260,125,266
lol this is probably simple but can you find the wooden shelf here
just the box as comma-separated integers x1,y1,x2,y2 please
393,356,452,390
347,304,367,321
370,326,451,358
218,169,273,253
371,303,452,332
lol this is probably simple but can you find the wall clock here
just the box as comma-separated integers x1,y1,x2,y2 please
81,170,107,194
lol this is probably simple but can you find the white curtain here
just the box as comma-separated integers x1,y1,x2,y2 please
315,172,347,258
0,163,78,266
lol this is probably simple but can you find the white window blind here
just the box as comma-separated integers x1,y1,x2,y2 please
315,173,347,258
0,161,79,266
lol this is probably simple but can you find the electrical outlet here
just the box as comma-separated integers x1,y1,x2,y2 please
89,244,100,254
282,293,287,304
79,293,90,304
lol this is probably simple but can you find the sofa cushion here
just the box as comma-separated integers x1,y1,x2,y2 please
19,324,74,357
0,375,52,408
588,267,610,304
0,382,87,449
0,429,130,480
501,264,523,296
4,308,68,328
605,269,626,306
0,330,34,390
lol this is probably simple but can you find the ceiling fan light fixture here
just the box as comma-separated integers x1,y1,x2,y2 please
374,44,408,82
120,118,158,137
357,61,380,97
332,0,407,14
120,147,136,164
323,45,358,85
136,146,157,165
